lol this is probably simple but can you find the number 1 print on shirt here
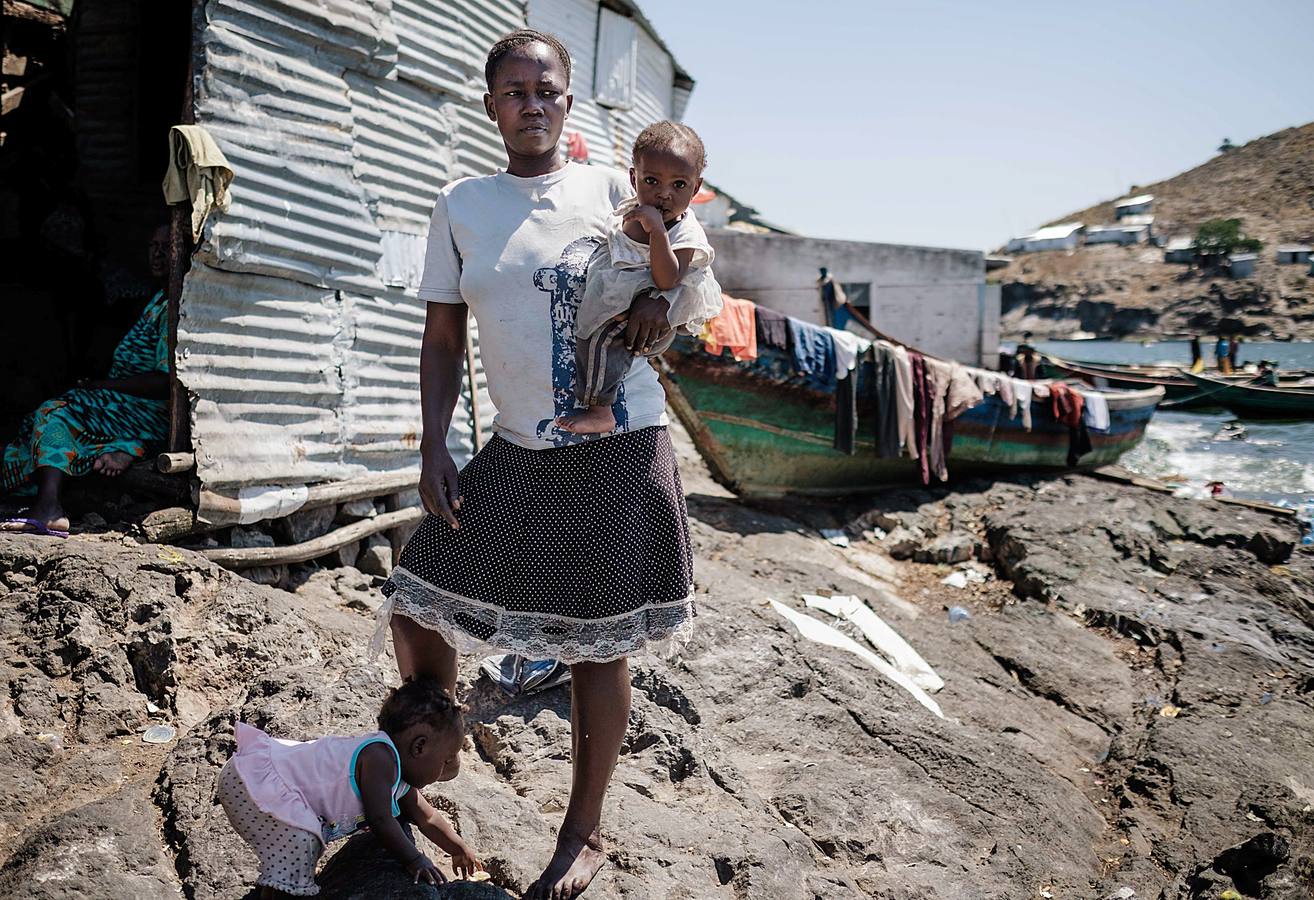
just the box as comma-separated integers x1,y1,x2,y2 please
533,236,630,446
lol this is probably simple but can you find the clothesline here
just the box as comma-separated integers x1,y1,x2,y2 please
697,295,1112,484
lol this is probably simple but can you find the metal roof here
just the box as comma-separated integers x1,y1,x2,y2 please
1114,194,1154,208
1029,223,1084,240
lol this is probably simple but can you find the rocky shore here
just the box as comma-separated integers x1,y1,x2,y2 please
1,426,1311,899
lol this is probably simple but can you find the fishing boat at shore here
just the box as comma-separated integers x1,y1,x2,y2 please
1045,356,1239,407
1044,355,1313,409
1180,371,1314,419
660,337,1163,498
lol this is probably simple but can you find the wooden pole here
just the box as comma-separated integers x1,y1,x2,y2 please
203,507,425,569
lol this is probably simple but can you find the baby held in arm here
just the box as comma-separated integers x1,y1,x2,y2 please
557,121,723,435
217,677,482,898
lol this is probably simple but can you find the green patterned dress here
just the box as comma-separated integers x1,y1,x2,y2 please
2,290,170,494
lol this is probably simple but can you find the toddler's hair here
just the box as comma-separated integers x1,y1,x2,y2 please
485,29,572,90
377,676,464,737
632,121,706,173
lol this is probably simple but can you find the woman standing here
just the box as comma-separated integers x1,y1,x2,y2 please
379,31,694,900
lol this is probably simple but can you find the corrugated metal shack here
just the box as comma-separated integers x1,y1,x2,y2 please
173,0,695,545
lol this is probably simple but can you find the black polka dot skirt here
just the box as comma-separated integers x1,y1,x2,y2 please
380,426,695,663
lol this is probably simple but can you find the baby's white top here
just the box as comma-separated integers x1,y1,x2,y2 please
607,197,714,272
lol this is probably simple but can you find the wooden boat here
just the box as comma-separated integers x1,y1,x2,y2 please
660,337,1164,498
1044,356,1224,406
1046,356,1312,408
1181,371,1314,419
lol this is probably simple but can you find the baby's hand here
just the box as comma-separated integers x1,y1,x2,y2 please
623,204,665,235
449,838,482,880
406,852,447,886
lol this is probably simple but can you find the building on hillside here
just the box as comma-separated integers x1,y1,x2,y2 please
1119,214,1155,239
1227,253,1258,278
1114,194,1154,219
1085,224,1149,245
1164,237,1196,264
708,231,997,367
1018,223,1085,253
1276,245,1312,265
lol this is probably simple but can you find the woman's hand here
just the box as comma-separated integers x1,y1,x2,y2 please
448,838,482,880
406,852,447,886
625,291,672,354
419,442,462,529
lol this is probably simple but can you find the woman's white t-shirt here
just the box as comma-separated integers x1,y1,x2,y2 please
418,164,670,451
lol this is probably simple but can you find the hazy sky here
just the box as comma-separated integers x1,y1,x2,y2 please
640,0,1314,252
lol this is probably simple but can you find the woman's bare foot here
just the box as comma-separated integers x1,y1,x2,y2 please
555,406,616,435
92,450,136,477
0,502,70,535
526,828,607,900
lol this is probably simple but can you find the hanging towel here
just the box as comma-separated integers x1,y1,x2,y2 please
834,366,857,455
1013,379,1033,431
923,359,955,482
755,305,790,351
828,328,871,379
161,124,234,241
941,363,986,466
996,373,1015,409
787,318,836,381
946,364,985,420
910,352,934,484
890,345,917,459
703,295,758,361
1080,390,1110,432
1050,383,1092,466
872,345,901,458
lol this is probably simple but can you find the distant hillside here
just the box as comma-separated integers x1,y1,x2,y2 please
996,122,1314,340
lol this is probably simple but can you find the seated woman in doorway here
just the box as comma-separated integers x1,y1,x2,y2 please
1,224,172,537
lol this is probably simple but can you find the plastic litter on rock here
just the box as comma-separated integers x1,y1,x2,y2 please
820,528,850,548
1158,704,1182,718
143,724,177,744
480,654,571,697
947,606,972,624
941,571,968,589
769,599,944,718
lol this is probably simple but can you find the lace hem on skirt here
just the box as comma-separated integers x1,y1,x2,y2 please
372,566,695,665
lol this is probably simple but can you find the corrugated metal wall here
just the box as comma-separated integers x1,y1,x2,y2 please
179,0,680,492
528,0,682,170
180,0,528,490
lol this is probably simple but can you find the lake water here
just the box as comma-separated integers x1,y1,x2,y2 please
1035,340,1314,505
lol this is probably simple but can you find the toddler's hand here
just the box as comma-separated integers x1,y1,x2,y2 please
406,853,447,885
624,204,665,235
450,839,482,880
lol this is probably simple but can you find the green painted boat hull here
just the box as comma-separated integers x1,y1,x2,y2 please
1182,371,1314,419
662,341,1163,498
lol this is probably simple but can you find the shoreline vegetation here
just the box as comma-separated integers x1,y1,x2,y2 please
1,421,1310,898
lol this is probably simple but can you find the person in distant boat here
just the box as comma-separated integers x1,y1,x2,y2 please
1215,334,1231,374
1256,360,1278,386
1228,335,1242,372
1011,332,1039,380
1189,335,1203,372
